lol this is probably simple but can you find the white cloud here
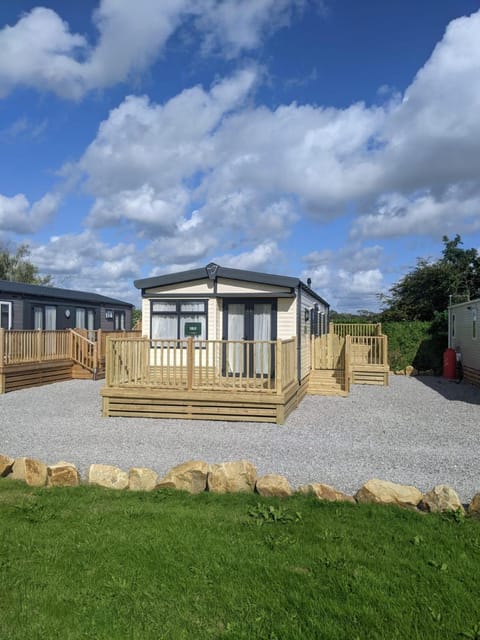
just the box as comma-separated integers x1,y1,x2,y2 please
214,241,284,271
351,189,480,240
192,0,306,57
30,231,141,303
0,0,306,99
0,191,61,233
302,244,386,312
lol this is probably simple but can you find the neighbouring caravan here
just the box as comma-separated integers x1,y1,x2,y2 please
449,298,480,388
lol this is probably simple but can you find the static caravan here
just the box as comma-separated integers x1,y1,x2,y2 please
449,298,480,388
101,263,329,423
0,280,134,332
135,263,329,385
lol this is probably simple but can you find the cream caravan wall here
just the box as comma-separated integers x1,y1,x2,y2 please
299,288,329,379
216,278,291,295
451,300,480,371
277,298,296,339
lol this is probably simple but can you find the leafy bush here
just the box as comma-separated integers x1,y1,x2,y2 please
382,316,447,373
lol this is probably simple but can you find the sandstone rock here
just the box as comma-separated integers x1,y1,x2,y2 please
207,460,257,493
395,369,405,375
468,493,480,515
129,467,158,491
405,365,418,377
298,483,355,503
46,461,80,487
256,474,293,498
0,454,14,477
88,464,129,490
355,478,422,508
11,457,48,487
156,460,209,494
418,485,464,513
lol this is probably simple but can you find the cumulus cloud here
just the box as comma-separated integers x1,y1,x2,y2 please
214,241,284,271
192,0,306,57
75,10,480,283
302,244,386,311
0,0,305,99
30,231,140,302
0,191,61,233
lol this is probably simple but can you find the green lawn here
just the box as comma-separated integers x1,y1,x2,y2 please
0,481,479,640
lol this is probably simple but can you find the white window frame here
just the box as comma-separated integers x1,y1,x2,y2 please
0,301,12,330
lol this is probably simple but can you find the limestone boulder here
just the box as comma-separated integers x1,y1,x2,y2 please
405,365,418,377
88,464,129,490
355,479,422,509
11,457,48,487
208,460,257,493
47,461,80,487
298,483,355,503
418,485,464,513
156,460,209,494
0,454,14,477
256,474,293,498
468,493,480,516
129,467,158,491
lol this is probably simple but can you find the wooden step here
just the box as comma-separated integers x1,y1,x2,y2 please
308,369,348,396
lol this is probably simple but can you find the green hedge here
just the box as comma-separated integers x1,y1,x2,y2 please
382,319,447,373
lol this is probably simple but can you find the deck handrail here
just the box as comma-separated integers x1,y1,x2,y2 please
346,334,388,367
105,336,297,393
1,329,72,365
330,323,382,337
70,329,99,373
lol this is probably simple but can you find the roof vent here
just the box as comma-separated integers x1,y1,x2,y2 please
206,262,219,280
307,277,312,287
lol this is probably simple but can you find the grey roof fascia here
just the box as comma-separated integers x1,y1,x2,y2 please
135,263,329,307
0,279,134,307
137,264,297,291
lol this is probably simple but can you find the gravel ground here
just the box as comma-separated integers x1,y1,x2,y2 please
1,375,479,502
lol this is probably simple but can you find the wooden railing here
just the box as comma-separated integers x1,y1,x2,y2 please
70,330,99,373
105,336,297,394
346,334,388,367
71,329,142,362
330,323,382,337
0,329,71,365
0,328,100,373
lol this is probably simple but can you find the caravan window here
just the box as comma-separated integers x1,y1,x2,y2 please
151,300,207,340
0,301,12,330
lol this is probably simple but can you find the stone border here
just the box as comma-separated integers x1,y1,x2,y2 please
1,453,479,516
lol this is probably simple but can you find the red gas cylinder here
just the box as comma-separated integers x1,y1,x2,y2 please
443,348,456,379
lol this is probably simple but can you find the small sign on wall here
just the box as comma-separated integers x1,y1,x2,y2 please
184,322,202,337
105,309,113,319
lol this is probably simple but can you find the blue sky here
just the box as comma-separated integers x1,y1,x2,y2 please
1,0,479,311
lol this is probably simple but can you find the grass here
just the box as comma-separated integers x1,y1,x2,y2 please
0,481,479,639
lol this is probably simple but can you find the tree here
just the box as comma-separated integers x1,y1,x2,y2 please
380,235,480,321
0,244,52,285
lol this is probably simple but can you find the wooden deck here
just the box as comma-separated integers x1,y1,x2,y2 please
308,324,389,395
101,337,300,424
0,329,140,393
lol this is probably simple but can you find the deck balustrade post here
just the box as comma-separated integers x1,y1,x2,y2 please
36,329,42,362
0,328,4,366
97,329,103,359
187,337,194,391
276,339,283,395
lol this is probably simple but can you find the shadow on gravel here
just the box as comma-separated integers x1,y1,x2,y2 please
412,375,480,405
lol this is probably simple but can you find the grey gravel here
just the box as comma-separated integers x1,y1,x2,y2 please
0,375,479,502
